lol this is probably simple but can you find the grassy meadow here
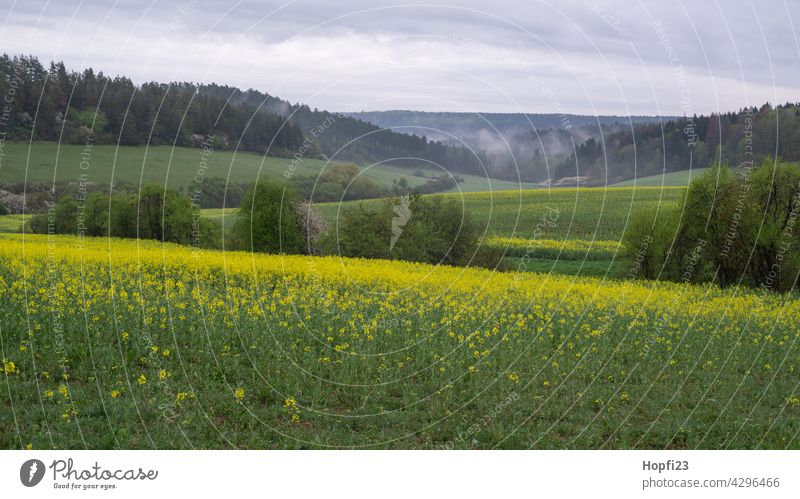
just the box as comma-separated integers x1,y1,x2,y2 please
315,186,685,241
1,233,798,449
0,214,28,233
0,141,537,193
611,168,712,187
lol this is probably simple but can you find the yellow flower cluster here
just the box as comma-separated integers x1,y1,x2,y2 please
1,233,797,349
0,232,798,447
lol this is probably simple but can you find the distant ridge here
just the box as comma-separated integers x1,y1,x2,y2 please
344,110,675,141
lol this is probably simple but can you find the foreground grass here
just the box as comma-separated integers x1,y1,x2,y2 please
1,233,798,449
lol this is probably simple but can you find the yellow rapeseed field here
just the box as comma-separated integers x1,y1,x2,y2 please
1,233,798,449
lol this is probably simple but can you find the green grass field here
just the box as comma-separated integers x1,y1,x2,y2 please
0,214,28,233
315,186,685,241
611,168,711,187
201,186,685,239
0,141,538,193
504,257,627,278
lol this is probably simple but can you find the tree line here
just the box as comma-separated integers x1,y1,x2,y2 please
0,54,487,176
550,103,800,182
0,55,305,154
26,177,501,270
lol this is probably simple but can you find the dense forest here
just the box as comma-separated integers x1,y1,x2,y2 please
2,54,798,186
0,54,486,173
203,84,488,173
350,105,800,184
0,55,305,154
549,103,800,183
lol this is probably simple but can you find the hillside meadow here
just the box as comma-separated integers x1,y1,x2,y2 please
0,142,537,193
1,233,798,449
611,168,712,187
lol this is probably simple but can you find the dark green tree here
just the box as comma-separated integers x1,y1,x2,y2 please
233,179,305,254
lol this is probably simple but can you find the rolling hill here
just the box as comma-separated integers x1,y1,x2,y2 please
0,141,538,193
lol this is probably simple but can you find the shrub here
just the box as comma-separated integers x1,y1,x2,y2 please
26,184,196,245
27,196,80,235
185,177,247,208
194,217,223,250
621,204,678,280
136,184,194,243
328,203,390,258
291,163,385,202
623,159,800,291
330,194,481,266
233,179,306,254
297,201,327,255
109,194,137,238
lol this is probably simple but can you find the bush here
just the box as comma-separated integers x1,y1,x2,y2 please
26,184,197,245
330,194,482,266
185,177,247,208
83,192,109,236
194,217,223,250
136,184,194,243
329,203,391,259
109,194,137,238
469,245,509,270
621,205,678,280
233,179,306,254
28,196,80,234
623,159,800,291
297,201,327,255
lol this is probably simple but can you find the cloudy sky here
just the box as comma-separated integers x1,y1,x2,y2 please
1,0,798,115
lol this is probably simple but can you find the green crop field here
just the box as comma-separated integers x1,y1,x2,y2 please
199,185,685,241
0,141,538,193
315,186,686,241
611,168,711,187
0,214,28,233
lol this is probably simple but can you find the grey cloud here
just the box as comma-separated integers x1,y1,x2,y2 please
0,0,797,114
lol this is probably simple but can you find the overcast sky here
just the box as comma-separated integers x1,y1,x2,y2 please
1,0,798,115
